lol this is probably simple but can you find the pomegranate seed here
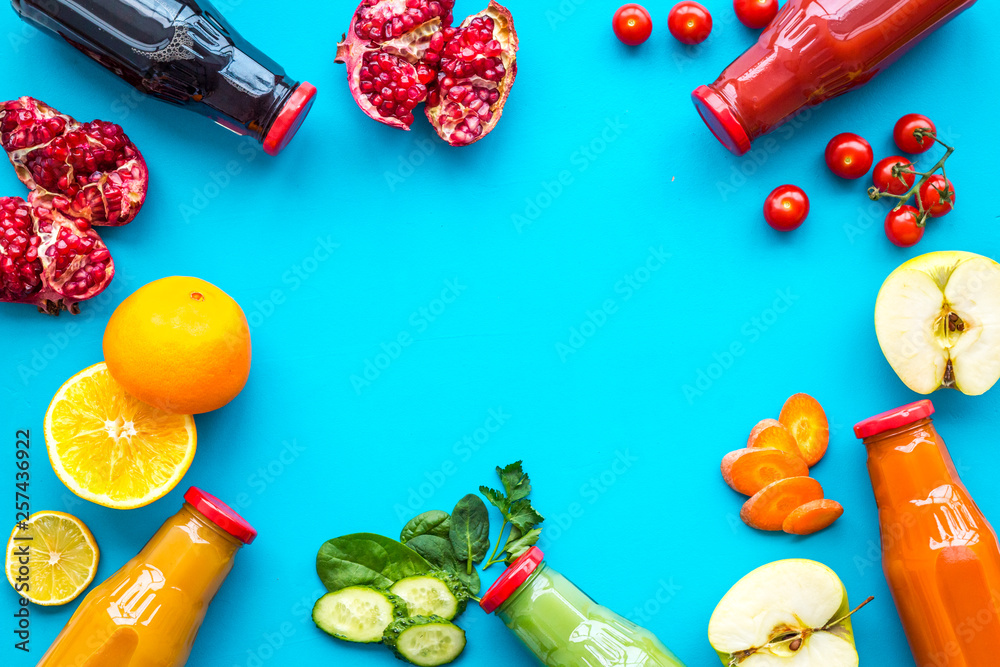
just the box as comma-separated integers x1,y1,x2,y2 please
358,51,431,123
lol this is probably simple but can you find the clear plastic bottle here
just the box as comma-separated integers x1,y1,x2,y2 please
480,547,686,666
11,0,316,155
35,488,256,667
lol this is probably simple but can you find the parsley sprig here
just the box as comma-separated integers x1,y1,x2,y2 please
480,461,545,568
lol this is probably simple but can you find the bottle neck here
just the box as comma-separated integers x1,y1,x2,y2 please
184,503,247,550
863,417,960,504
248,79,295,142
134,503,243,595
863,417,942,455
496,562,548,618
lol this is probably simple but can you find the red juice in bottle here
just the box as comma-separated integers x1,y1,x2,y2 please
692,0,976,155
11,0,316,155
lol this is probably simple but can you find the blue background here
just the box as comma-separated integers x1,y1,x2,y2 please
1,1,997,665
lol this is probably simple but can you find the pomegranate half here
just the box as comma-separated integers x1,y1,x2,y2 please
0,97,148,314
336,0,518,147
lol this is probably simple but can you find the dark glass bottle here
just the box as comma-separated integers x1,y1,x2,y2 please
11,0,316,155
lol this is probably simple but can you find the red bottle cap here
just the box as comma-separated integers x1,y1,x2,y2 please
263,82,317,156
184,487,257,544
479,547,544,614
691,85,751,156
854,399,935,439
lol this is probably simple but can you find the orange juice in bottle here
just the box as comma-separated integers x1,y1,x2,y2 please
36,487,256,667
855,400,1000,666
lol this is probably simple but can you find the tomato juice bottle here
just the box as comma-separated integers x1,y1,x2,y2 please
855,400,1000,666
35,488,256,667
480,547,686,666
692,0,977,155
11,0,316,155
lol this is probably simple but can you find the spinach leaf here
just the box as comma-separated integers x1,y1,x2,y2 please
400,510,451,544
458,562,481,596
449,494,491,574
406,534,454,565
407,535,481,595
316,533,432,592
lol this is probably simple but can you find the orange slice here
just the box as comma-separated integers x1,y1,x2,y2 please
44,363,196,509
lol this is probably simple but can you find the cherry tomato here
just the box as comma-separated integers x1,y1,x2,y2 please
824,132,873,179
613,4,653,45
733,0,778,29
764,185,809,231
872,156,916,196
884,206,924,247
668,2,713,45
893,113,937,154
918,174,955,217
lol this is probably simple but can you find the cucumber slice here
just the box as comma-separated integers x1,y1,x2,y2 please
313,586,406,643
390,572,467,620
384,616,466,666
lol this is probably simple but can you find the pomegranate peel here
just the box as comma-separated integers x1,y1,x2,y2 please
425,1,518,147
0,97,145,314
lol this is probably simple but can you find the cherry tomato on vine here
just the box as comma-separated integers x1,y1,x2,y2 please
733,0,778,29
764,185,809,231
919,174,955,217
824,133,873,179
893,113,937,154
668,2,713,45
884,206,924,247
872,155,916,195
613,4,653,45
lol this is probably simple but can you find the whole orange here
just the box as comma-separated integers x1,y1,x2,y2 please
103,277,251,414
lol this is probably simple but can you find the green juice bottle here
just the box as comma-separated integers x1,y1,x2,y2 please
480,548,686,666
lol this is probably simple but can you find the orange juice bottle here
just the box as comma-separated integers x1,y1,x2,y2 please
855,400,1000,666
36,488,256,667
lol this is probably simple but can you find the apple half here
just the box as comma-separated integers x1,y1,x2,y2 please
875,251,1000,395
708,559,859,666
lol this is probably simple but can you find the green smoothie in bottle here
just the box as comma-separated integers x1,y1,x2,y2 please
480,547,686,666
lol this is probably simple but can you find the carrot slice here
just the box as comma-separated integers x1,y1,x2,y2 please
721,447,809,496
740,476,823,531
782,499,844,535
746,418,804,461
779,393,830,467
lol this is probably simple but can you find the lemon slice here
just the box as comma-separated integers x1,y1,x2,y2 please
5,511,99,605
45,362,197,509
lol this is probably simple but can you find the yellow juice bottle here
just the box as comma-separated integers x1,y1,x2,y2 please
36,488,256,667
